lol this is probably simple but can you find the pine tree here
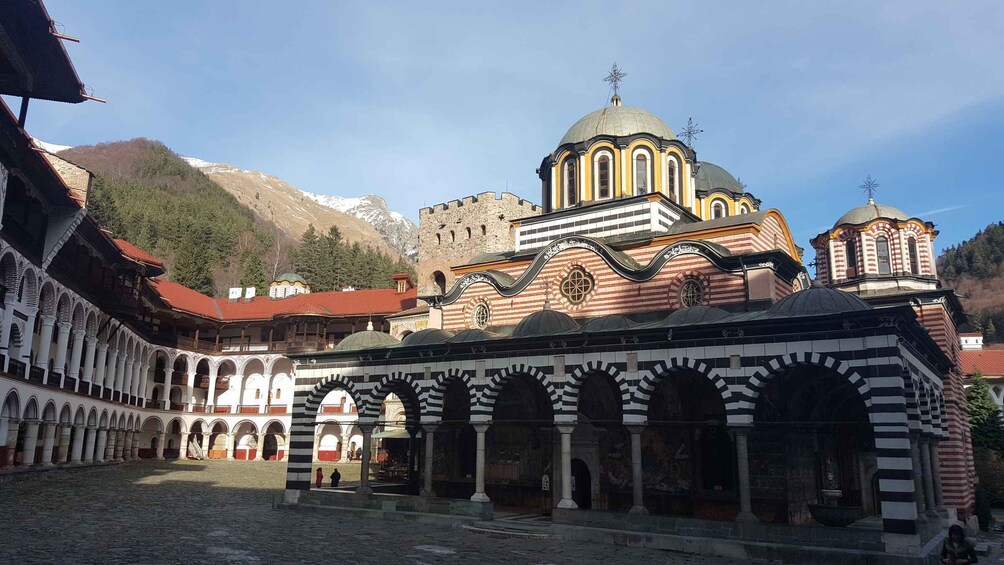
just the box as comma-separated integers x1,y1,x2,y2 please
240,253,268,295
987,319,999,344
173,232,215,295
968,371,1004,455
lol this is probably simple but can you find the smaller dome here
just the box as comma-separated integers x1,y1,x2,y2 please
695,162,743,194
334,330,399,351
512,310,581,338
833,200,910,228
769,285,872,317
662,306,730,326
400,328,456,346
274,272,308,285
581,315,635,333
448,329,499,343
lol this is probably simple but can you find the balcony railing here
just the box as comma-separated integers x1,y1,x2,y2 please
169,336,328,355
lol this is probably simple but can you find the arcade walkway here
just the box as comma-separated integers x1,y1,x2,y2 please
1,460,750,564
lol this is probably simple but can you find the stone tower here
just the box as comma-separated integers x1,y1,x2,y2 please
417,191,540,298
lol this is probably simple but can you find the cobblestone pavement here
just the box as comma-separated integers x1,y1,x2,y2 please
1,459,761,565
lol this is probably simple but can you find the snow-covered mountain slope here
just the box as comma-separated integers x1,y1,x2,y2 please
302,193,417,260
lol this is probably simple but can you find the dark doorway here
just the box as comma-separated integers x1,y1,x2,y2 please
571,458,591,509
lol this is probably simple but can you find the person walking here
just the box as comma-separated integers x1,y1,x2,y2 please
315,467,324,489
330,468,341,488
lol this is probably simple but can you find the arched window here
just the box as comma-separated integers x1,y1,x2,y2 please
594,151,612,200
634,151,650,194
739,203,751,215
480,225,487,236
908,237,920,274
667,159,677,202
845,239,858,278
563,158,578,207
449,230,455,243
435,233,441,246
465,227,472,239
432,271,446,294
876,236,891,275
711,200,727,219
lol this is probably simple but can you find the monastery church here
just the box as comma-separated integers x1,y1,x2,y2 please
0,4,976,562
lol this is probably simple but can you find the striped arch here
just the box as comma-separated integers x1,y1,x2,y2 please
364,371,423,423
903,374,922,434
631,357,735,423
560,361,631,418
425,368,476,421
738,352,874,425
303,374,364,419
475,364,560,420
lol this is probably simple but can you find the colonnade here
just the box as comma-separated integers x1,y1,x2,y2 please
3,418,141,467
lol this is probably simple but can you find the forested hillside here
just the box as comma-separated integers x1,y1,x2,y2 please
293,225,414,292
939,222,1004,343
58,139,412,296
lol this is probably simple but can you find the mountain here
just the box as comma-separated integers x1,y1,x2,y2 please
181,158,407,260
302,193,417,260
939,222,1004,343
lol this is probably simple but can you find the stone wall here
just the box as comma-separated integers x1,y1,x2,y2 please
417,192,540,296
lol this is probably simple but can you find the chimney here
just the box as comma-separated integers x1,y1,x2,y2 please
228,288,241,303
244,287,256,303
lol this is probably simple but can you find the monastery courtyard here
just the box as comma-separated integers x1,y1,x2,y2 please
3,460,754,565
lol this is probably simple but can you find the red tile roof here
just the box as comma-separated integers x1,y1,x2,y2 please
114,239,165,269
149,278,417,322
961,349,1004,377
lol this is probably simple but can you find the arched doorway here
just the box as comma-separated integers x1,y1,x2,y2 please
573,371,628,512
571,458,591,509
431,379,476,499
488,373,555,513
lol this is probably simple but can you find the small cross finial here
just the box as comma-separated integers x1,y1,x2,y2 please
860,175,880,203
736,177,748,191
680,117,703,147
604,62,627,98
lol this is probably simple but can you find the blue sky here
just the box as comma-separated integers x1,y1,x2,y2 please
16,1,1004,257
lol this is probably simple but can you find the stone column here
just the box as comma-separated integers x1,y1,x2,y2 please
105,429,117,461
121,431,132,460
206,373,217,412
57,423,72,464
33,315,56,374
93,344,108,389
95,427,108,463
66,330,85,386
357,425,374,495
114,430,125,461
155,431,166,460
40,421,58,466
556,424,577,509
255,432,266,461
186,371,197,411
471,423,490,502
179,432,189,459
909,435,927,517
52,322,72,382
312,434,321,462
225,433,235,460
258,374,271,413
80,336,96,385
82,426,97,463
920,438,938,517
131,433,139,460
201,432,210,456
69,424,85,464
21,420,40,465
3,418,18,466
627,425,647,514
103,349,117,392
931,439,945,508
421,424,438,497
230,375,244,413
340,433,351,462
114,353,127,395
734,427,757,522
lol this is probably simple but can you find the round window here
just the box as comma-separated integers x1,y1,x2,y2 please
559,267,594,305
679,279,704,307
472,303,490,329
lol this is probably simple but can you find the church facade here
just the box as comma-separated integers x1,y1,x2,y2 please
284,94,972,559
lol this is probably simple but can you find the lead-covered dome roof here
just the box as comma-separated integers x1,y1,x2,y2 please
400,328,455,346
334,330,399,351
695,162,743,194
833,200,910,228
512,309,581,338
559,104,676,146
769,284,872,317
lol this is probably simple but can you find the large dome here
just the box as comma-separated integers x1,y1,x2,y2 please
512,310,580,338
695,162,743,194
334,330,400,351
833,200,910,228
559,104,676,146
